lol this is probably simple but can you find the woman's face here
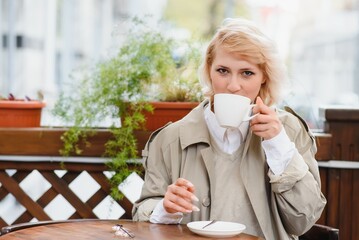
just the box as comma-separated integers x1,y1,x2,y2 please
210,46,265,103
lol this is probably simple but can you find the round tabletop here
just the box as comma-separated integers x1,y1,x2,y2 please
0,219,263,240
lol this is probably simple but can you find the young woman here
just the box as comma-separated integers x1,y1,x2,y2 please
132,18,326,240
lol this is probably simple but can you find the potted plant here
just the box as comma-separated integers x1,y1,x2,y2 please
0,93,46,127
53,17,204,200
142,39,203,130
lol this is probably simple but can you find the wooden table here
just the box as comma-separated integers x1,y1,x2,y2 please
0,219,263,240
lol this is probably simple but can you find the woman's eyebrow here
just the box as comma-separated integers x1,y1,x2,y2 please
214,64,228,68
214,64,257,71
239,67,255,71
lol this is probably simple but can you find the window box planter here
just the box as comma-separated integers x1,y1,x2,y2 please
0,100,46,127
144,101,199,131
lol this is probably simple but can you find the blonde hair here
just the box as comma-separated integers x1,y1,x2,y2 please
199,18,287,106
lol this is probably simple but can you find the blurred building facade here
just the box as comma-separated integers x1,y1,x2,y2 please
247,0,359,128
1,0,359,128
290,0,359,106
0,0,166,124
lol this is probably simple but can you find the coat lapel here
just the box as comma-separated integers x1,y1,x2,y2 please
240,132,276,239
200,147,215,185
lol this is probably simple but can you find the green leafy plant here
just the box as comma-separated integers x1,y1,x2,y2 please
53,17,203,200
156,42,203,102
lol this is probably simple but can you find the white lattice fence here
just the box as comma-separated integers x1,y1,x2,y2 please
0,156,144,228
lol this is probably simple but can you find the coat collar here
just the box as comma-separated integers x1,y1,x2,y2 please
178,99,211,150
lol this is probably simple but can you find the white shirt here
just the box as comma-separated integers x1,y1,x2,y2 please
150,104,296,224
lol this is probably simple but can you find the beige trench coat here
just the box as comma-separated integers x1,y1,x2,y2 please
132,100,326,240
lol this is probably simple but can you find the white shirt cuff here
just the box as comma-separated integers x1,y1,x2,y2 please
149,199,183,224
262,128,296,175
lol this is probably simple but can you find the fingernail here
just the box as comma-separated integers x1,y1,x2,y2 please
192,206,200,212
187,182,194,188
191,195,199,202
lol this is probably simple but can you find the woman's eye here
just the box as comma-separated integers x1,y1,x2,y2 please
242,71,254,77
216,68,229,74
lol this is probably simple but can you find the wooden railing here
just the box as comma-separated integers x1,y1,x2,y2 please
315,107,359,240
0,107,358,239
0,128,150,230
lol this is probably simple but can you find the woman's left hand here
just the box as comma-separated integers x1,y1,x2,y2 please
250,96,282,140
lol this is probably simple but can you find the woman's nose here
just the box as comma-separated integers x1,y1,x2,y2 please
226,76,241,92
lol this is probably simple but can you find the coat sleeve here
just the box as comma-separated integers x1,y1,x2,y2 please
132,124,174,221
268,110,327,236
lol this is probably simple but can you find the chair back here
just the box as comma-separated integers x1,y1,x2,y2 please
299,224,339,240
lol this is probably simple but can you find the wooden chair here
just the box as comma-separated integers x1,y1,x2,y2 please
299,224,339,240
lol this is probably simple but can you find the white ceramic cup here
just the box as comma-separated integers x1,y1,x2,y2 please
214,93,257,128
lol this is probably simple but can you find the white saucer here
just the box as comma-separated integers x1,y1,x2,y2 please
187,221,246,238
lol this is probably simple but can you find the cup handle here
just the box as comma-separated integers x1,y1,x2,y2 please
242,104,258,121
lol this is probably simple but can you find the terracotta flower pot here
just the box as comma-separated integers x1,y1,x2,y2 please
0,100,46,127
143,102,199,131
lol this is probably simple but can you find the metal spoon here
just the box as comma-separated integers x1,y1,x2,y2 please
202,220,217,229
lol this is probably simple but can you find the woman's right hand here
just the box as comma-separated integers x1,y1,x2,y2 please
163,178,200,213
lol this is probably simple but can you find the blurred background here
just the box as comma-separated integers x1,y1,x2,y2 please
1,0,359,129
